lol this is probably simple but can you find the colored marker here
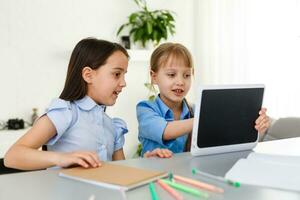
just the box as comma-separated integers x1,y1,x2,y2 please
192,168,240,188
149,182,159,200
168,172,174,181
157,180,183,200
162,179,209,198
173,174,224,193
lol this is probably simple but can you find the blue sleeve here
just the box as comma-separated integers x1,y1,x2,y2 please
45,98,73,145
112,118,128,151
136,101,168,146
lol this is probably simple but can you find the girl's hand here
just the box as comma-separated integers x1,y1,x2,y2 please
255,108,270,135
55,151,101,168
143,148,173,158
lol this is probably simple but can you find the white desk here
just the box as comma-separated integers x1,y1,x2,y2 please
0,151,299,200
0,129,28,158
1,137,300,199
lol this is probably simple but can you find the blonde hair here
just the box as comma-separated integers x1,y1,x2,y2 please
150,43,193,72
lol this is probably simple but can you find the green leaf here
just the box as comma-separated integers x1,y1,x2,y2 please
165,12,175,21
153,31,158,42
149,95,156,101
146,21,152,34
129,13,139,24
144,82,152,90
134,28,144,42
116,24,125,36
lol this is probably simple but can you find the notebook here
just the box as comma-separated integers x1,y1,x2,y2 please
225,152,300,192
59,163,167,191
254,137,300,156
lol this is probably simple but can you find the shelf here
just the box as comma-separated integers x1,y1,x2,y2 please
128,50,153,62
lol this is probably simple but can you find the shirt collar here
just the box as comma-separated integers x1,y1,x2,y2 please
155,95,190,119
181,100,190,119
75,96,106,111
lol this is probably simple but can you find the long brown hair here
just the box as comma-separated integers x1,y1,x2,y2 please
59,38,129,101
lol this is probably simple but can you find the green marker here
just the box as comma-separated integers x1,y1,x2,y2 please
149,182,159,200
227,179,241,188
192,168,240,188
168,172,174,181
161,179,209,198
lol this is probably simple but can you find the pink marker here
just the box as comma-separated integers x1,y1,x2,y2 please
173,175,224,193
157,179,183,200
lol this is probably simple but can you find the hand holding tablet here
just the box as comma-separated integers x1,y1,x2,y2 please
191,84,265,156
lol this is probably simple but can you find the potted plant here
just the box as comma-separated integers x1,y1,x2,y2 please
144,82,158,101
117,0,176,48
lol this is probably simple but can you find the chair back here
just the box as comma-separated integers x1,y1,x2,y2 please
266,117,300,140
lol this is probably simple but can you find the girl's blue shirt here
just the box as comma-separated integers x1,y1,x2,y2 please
136,95,192,155
45,96,128,161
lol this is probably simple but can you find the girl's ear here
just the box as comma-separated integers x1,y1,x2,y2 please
82,66,94,83
150,70,157,84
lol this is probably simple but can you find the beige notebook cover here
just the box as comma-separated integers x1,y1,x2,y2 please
59,163,167,191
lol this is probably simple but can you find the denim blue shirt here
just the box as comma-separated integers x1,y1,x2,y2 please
45,96,128,161
137,95,192,155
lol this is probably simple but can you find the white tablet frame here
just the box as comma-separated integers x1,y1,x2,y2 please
191,84,265,156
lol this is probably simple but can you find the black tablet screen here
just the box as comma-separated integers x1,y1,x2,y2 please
197,88,264,148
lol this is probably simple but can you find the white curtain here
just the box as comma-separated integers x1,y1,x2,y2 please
194,0,300,118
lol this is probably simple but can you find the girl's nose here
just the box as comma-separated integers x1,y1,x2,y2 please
120,77,126,87
176,77,184,85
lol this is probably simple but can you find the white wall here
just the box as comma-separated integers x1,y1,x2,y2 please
194,0,300,118
0,0,196,157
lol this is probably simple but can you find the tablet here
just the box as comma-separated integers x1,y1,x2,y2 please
191,84,265,156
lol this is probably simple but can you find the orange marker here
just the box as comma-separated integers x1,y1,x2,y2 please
173,175,224,193
157,180,183,200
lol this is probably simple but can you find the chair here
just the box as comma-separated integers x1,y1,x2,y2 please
0,158,24,175
264,117,300,141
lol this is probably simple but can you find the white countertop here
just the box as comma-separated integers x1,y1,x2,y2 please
0,128,29,158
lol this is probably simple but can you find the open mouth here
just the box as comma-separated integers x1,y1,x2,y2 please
172,89,184,96
113,91,121,97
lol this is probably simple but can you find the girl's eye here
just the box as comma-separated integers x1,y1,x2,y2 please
184,74,191,78
167,73,175,77
114,72,121,78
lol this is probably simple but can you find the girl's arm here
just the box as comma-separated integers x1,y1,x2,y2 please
4,116,101,170
162,118,194,140
112,148,125,161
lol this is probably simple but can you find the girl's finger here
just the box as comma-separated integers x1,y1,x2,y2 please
160,150,167,157
163,149,171,157
87,152,102,166
77,154,97,167
259,108,267,114
157,150,164,158
263,117,270,125
75,158,89,168
256,116,263,124
163,151,172,158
